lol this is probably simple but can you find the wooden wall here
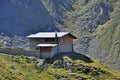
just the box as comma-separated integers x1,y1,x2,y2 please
58,44,73,53
57,35,74,53
29,38,44,50
28,34,75,58
59,34,73,45
29,38,55,50
40,47,51,58
51,46,57,57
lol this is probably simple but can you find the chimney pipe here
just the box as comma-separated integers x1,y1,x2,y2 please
55,31,58,43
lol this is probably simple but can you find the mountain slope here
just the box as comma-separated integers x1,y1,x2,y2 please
0,0,58,36
0,53,120,80
41,0,120,72
88,0,120,71
0,0,120,72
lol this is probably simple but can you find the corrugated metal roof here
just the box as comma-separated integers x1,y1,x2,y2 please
27,32,69,38
37,43,58,47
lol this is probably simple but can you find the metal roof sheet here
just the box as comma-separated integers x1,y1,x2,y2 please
27,32,69,38
37,43,58,47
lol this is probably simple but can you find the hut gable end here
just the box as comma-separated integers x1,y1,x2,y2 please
59,34,74,44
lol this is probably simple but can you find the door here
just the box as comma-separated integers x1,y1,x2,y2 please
40,47,51,58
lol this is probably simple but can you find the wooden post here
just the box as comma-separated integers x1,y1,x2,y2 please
55,31,59,54
72,43,74,52
55,31,58,43
39,47,41,58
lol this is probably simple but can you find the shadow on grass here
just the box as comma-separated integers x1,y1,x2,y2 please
46,52,93,63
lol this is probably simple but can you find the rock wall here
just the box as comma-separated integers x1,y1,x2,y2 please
0,48,39,58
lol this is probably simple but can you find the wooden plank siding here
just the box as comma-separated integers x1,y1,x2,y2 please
57,34,74,53
40,46,58,58
29,38,45,50
59,34,73,45
58,44,73,53
51,46,58,57
28,33,75,58
29,38,55,50
40,47,51,58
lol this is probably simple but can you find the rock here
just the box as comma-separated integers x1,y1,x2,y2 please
37,61,44,66
78,78,87,80
28,57,38,61
10,66,17,70
9,55,14,61
53,60,63,68
34,59,48,72
77,1,113,32
80,0,89,5
0,34,28,49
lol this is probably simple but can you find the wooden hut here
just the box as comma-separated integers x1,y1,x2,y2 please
27,32,76,58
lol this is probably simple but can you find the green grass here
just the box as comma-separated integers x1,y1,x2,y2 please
0,53,120,80
0,54,40,80
47,52,120,80
97,2,120,55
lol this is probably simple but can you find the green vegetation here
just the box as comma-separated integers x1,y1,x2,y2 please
97,0,120,53
0,53,120,80
97,18,120,53
96,0,120,70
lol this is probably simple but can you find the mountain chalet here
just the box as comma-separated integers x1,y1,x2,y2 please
27,32,76,58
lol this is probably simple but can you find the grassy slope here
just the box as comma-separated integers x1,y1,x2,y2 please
96,0,120,70
0,53,120,80
0,54,56,80
97,0,120,54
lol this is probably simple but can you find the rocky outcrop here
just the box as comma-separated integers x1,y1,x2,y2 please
0,34,28,49
41,0,74,24
77,1,113,32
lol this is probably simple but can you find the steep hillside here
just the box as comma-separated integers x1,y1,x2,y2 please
0,0,120,72
0,0,58,36
42,0,120,72
0,53,120,80
88,0,120,71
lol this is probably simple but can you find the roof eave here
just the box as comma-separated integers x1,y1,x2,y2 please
60,33,77,39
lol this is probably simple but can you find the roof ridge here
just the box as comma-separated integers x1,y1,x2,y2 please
27,32,76,39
